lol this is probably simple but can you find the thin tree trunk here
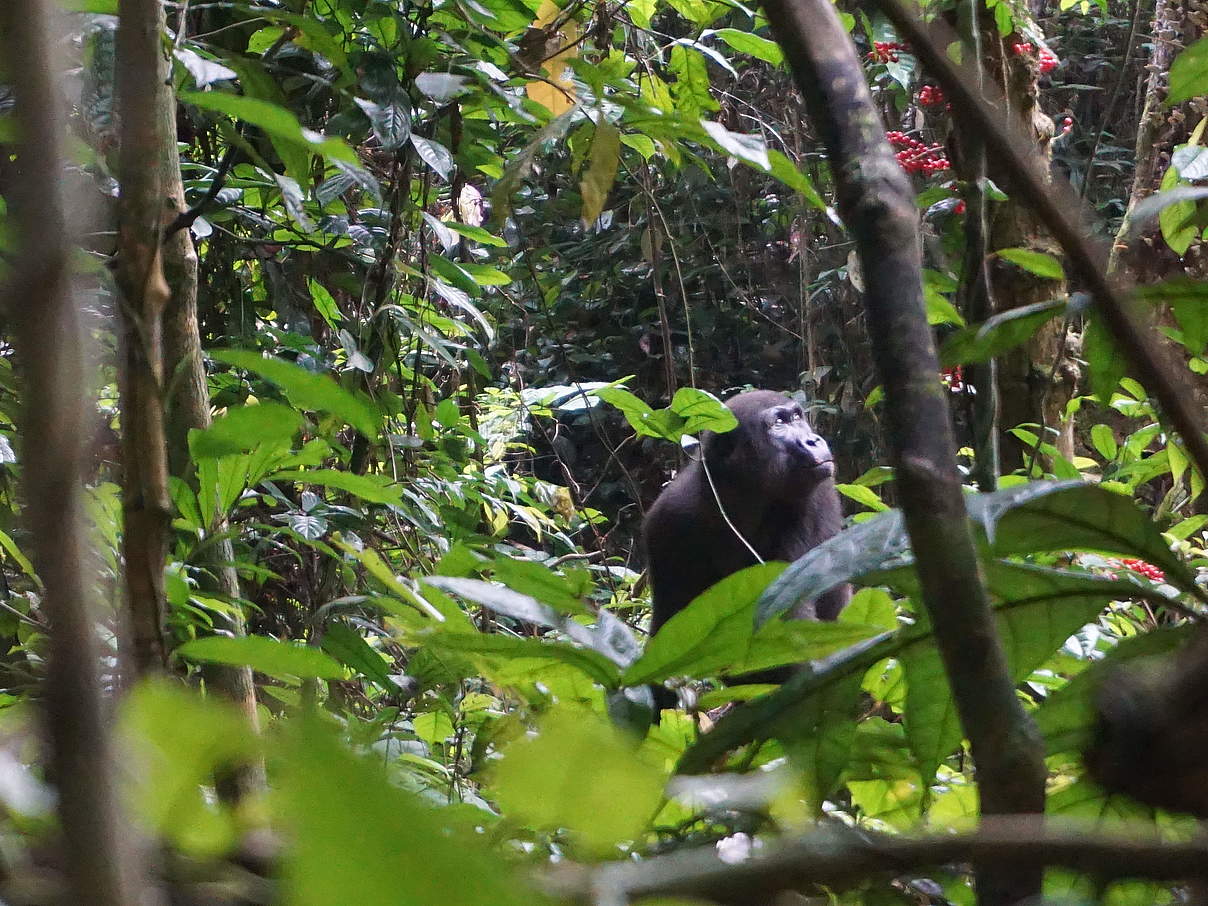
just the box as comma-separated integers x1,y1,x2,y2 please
2,2,142,902
156,4,263,794
1110,0,1177,277
114,0,174,676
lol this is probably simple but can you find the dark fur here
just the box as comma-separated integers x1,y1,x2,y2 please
644,390,849,643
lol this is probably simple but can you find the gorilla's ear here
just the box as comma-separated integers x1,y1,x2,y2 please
702,425,740,464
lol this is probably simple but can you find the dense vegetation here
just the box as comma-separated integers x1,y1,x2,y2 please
4,0,1208,902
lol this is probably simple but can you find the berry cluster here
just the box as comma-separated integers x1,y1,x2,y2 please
1119,558,1166,582
868,40,907,63
886,131,951,174
917,84,945,106
953,199,967,215
1010,41,1059,73
941,365,964,391
1060,115,1074,135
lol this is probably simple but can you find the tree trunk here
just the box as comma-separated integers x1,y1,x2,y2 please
158,4,263,795
114,0,174,676
3,2,143,901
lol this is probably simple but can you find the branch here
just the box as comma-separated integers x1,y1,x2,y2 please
1,1,142,903
758,1,1046,903
874,0,1208,491
540,819,1208,904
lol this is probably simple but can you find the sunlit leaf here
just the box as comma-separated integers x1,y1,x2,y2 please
491,706,665,853
211,350,380,436
176,635,345,679
189,401,302,459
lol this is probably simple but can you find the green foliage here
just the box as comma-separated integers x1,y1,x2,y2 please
5,0,1207,901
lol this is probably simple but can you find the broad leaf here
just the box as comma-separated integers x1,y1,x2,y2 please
176,635,345,679
189,401,302,460
212,350,380,436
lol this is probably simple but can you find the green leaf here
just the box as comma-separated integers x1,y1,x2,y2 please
973,482,1199,593
445,222,508,247
271,470,403,505
411,135,454,181
1082,317,1127,405
1137,277,1208,355
900,562,1133,786
490,706,665,854
1169,36,1208,105
835,483,890,511
307,279,342,331
489,557,590,615
1157,162,1198,256
212,349,380,436
767,150,825,210
622,563,786,685
354,96,411,151
996,247,1064,280
923,287,965,326
0,528,39,587
940,298,1065,366
279,719,543,906
580,119,621,226
424,576,596,646
118,681,255,854
1090,423,1118,460
189,401,302,459
321,623,399,691
594,386,678,441
668,45,719,117
180,91,358,164
669,387,738,433
176,635,345,679
713,28,784,65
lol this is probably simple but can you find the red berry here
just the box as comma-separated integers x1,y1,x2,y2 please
954,200,967,214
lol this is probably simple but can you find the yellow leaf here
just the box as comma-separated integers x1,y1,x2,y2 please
579,120,620,226
523,1,579,115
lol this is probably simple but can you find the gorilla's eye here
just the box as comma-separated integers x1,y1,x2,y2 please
791,410,803,421
775,411,790,424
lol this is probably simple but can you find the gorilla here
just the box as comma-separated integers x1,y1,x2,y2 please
643,390,848,648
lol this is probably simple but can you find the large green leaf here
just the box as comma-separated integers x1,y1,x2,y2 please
181,91,358,164
684,560,1171,775
972,482,1199,594
189,401,302,459
279,720,544,906
212,350,380,436
119,681,256,854
760,481,1199,627
490,706,665,855
176,635,345,680
898,562,1154,787
940,298,1066,366
272,470,402,505
580,119,620,226
622,563,786,685
1169,36,1208,104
